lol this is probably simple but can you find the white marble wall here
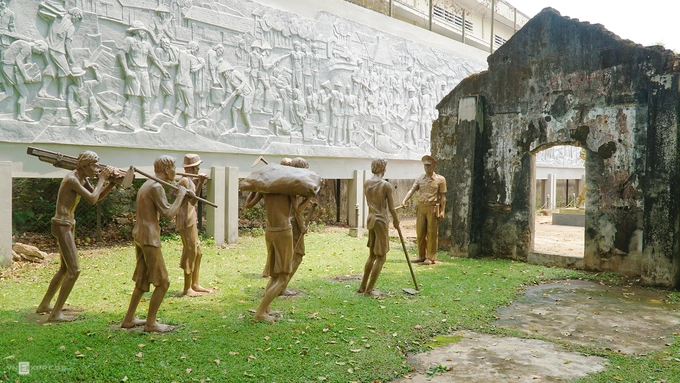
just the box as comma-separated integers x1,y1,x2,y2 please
0,0,487,162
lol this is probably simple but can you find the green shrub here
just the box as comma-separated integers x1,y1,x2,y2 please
251,226,265,237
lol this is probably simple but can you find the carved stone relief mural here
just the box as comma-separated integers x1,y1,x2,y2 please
535,146,584,167
0,0,485,158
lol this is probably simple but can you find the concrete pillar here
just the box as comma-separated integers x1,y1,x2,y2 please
0,162,11,267
206,166,239,245
347,170,366,237
225,167,239,244
206,166,226,245
546,173,557,211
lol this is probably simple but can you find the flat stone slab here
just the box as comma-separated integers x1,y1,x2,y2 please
496,280,680,354
393,280,679,382
395,330,607,382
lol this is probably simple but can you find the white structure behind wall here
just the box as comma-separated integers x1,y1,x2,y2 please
535,146,585,210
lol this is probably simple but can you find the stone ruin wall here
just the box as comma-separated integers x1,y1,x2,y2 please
0,0,486,165
433,8,680,288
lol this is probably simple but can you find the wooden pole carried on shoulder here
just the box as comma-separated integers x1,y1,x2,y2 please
127,166,218,208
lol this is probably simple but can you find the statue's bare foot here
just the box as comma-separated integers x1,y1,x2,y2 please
144,322,175,333
261,273,269,278
192,285,211,293
36,305,52,314
121,317,146,328
364,289,384,298
279,289,296,297
265,308,282,315
47,312,78,322
357,287,366,294
411,258,426,263
253,313,276,324
37,305,73,313
183,288,203,297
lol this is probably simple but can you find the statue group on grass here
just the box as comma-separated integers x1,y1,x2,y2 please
34,150,446,330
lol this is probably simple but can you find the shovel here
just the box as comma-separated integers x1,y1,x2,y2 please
396,225,419,294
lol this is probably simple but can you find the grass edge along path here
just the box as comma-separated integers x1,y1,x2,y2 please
1,231,679,382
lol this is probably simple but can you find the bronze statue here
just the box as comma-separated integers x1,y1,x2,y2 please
36,150,115,321
244,191,296,323
281,157,313,296
261,157,293,279
401,155,447,265
176,154,210,296
242,162,320,322
121,155,190,332
358,158,399,297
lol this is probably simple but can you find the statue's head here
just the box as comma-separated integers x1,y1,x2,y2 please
154,155,176,177
77,151,99,169
187,41,200,55
69,8,83,22
291,157,309,169
371,158,387,175
32,40,47,55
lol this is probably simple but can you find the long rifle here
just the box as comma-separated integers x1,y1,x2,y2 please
127,166,218,208
27,146,130,185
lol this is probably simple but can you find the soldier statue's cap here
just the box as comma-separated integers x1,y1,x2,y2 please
250,40,262,49
334,81,343,88
320,80,331,90
127,20,149,33
261,40,272,50
155,4,170,13
183,154,202,168
421,155,437,165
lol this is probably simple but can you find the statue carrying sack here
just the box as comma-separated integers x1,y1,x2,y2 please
240,163,322,197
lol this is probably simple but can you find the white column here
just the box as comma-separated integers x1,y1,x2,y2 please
225,167,239,244
206,166,226,245
0,162,11,266
546,173,557,211
347,170,366,237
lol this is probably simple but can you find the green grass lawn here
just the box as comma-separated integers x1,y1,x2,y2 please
1,231,679,382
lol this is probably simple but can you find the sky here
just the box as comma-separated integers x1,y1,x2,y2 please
506,0,680,52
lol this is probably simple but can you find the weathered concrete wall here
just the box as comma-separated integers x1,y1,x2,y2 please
434,8,680,288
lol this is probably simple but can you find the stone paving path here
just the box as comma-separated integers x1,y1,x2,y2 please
393,280,680,382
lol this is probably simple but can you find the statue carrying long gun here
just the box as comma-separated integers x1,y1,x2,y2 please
27,146,217,207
